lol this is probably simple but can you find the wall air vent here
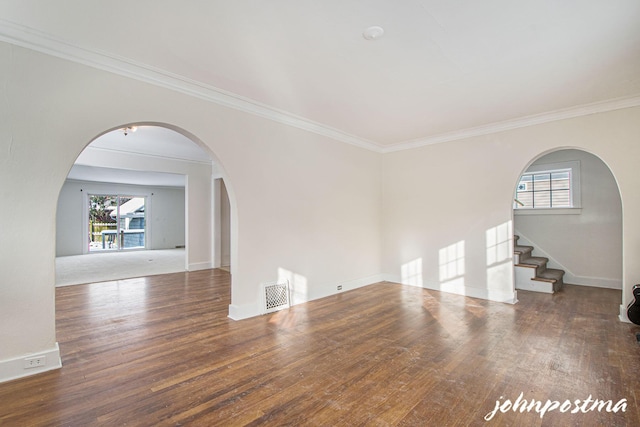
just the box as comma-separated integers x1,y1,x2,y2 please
262,280,290,314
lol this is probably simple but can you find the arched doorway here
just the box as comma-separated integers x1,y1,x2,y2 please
512,148,623,309
55,123,232,285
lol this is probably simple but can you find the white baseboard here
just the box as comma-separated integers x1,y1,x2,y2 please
228,302,261,320
0,343,62,384
382,274,518,304
308,274,386,302
563,273,621,289
188,261,213,272
619,304,632,323
342,274,386,291
227,274,386,321
229,272,522,321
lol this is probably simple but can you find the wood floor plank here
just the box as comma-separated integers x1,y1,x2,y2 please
1,271,639,426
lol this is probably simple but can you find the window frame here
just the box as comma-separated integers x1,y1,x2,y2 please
514,160,581,216
82,189,151,254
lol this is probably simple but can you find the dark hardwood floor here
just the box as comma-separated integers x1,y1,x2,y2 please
1,270,639,426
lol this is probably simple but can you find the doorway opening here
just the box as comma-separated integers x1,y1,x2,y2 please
56,123,229,287
512,149,622,303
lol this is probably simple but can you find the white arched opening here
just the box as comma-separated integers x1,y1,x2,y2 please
512,148,623,313
55,123,232,285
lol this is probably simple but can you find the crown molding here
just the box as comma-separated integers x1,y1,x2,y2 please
80,145,213,165
382,94,640,153
1,19,639,155
0,19,383,153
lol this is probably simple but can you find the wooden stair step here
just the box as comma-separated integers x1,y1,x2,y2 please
513,235,565,293
514,245,533,255
535,268,564,282
518,256,548,269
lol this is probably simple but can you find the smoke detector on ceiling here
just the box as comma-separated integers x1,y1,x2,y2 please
363,26,385,40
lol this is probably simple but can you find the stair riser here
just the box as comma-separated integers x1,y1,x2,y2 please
514,266,556,293
513,236,564,294
517,280,555,294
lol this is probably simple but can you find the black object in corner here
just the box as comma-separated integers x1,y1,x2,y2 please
627,285,640,325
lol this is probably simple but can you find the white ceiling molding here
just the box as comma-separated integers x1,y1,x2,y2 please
383,94,640,153
67,164,186,188
0,19,382,152
1,18,639,155
79,146,213,166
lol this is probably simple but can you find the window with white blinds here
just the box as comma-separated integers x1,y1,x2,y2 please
514,161,580,211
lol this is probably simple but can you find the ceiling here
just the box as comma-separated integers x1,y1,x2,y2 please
1,1,639,151
68,126,210,187
67,164,187,188
87,126,212,163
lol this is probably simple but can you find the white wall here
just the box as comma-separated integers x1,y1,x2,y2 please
382,135,520,303
514,149,622,289
220,180,231,267
382,107,640,318
56,180,185,256
2,39,640,384
0,42,382,382
75,147,213,271
211,177,231,269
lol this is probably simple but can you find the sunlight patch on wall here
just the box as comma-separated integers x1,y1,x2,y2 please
401,258,423,287
486,221,514,299
278,267,308,305
486,221,512,266
440,241,465,281
439,241,465,291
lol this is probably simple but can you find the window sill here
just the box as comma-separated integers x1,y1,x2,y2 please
514,208,582,216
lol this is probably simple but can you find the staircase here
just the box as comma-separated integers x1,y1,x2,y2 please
514,235,564,293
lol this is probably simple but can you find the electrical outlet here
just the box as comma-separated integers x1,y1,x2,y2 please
24,355,46,369
337,285,343,291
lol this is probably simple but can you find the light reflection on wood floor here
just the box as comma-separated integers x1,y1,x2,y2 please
1,269,639,426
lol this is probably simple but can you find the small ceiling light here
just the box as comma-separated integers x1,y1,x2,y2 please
363,26,384,40
121,126,138,136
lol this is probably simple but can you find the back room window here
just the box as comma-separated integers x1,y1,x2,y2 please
514,160,580,211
